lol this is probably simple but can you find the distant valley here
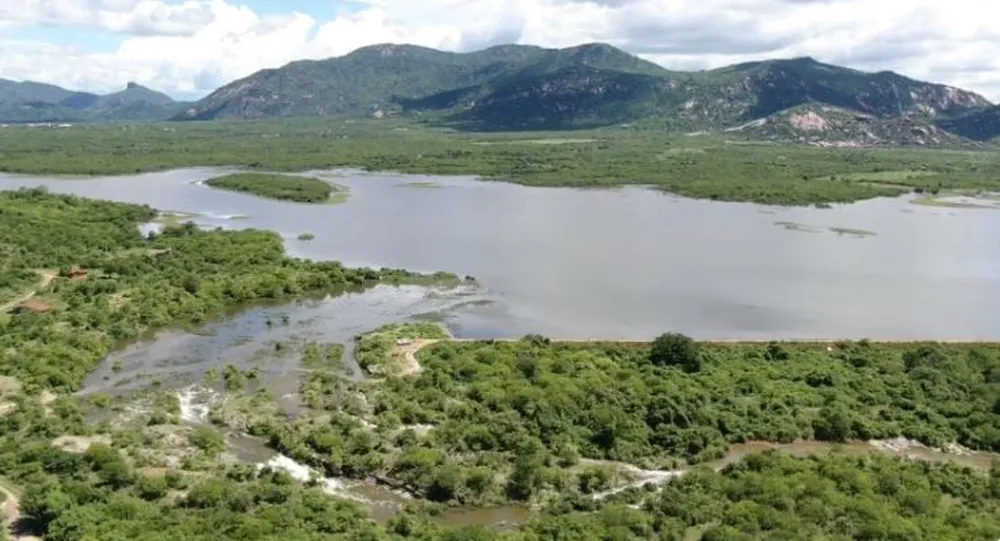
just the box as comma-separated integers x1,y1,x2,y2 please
4,42,1000,145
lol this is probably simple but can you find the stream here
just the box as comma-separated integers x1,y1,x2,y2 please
211,404,998,528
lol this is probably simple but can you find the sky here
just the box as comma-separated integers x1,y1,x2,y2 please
1,0,998,101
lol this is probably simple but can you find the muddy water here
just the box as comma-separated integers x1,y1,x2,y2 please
80,282,491,396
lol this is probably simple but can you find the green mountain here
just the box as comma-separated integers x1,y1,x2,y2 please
936,105,1000,141
177,43,994,144
0,80,183,122
179,43,678,124
0,79,76,103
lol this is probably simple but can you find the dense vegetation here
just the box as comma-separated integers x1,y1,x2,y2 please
391,338,1000,459
252,328,1000,509
204,173,336,203
0,188,443,391
539,452,1000,541
3,120,1000,204
4,392,1000,541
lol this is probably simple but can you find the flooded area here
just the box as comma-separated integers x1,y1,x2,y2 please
81,283,492,395
2,167,1000,340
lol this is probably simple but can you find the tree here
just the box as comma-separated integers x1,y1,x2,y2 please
902,345,947,372
813,407,851,442
426,463,461,502
506,441,546,500
650,333,701,372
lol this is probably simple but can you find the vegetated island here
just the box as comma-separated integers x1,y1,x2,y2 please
204,172,346,204
1,188,999,540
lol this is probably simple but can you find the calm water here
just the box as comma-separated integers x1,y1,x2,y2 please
80,283,489,394
2,167,1000,340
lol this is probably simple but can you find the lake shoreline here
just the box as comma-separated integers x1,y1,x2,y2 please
3,167,1000,340
4,119,1000,207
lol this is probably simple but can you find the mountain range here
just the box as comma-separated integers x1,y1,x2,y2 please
0,80,184,123
4,43,1000,144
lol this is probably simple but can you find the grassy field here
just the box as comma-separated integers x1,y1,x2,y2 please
3,119,1000,205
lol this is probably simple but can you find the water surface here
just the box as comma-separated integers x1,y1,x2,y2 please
3,167,999,339
82,283,489,394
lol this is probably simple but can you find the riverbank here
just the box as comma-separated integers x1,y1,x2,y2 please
3,119,1000,205
5,166,1000,341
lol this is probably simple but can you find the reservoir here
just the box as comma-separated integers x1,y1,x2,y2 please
2,167,998,341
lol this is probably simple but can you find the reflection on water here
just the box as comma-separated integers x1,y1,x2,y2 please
80,283,493,394
3,167,1000,339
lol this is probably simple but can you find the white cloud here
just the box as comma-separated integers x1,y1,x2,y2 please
0,0,998,102
0,0,218,36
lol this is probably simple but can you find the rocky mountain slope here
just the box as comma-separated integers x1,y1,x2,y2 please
0,80,183,122
175,43,998,144
5,43,996,144
936,105,1000,142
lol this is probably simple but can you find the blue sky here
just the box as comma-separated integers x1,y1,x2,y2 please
243,0,357,18
0,0,998,101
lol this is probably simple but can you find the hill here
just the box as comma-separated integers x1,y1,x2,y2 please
936,105,1000,141
727,103,967,146
0,80,184,122
176,43,995,144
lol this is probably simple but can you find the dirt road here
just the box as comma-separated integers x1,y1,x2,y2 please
0,481,40,541
396,339,441,376
0,270,57,313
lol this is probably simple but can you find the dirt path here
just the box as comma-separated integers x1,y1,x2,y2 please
396,339,441,376
0,270,57,313
0,483,17,526
0,481,40,541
